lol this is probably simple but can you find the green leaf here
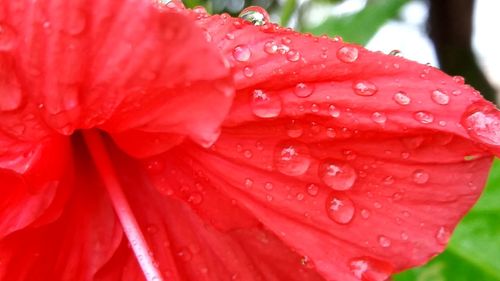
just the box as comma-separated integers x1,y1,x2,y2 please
394,159,500,281
301,0,409,45
280,0,297,27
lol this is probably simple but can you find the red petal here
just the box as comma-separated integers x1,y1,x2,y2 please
0,140,121,281
0,0,233,152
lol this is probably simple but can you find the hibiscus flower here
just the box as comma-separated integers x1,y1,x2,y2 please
1,1,499,281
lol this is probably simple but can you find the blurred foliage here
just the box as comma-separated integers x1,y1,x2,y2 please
182,0,499,280
394,159,500,281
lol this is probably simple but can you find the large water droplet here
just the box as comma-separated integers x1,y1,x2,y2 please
431,89,450,105
318,160,357,191
251,89,282,118
393,91,411,105
238,6,270,26
349,257,394,281
0,23,17,51
461,106,500,146
337,46,358,63
353,81,377,96
233,44,251,62
274,141,311,176
414,111,434,124
412,169,429,184
294,83,314,98
286,49,301,62
325,193,355,224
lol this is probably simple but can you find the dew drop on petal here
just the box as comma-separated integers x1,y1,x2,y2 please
431,89,450,105
274,141,311,176
0,23,17,51
306,183,319,196
412,169,429,184
238,6,270,26
328,104,341,118
325,193,355,224
318,160,357,191
360,209,370,219
400,231,409,241
233,44,251,62
349,257,394,281
285,120,304,138
414,111,434,124
244,178,254,188
337,46,358,63
264,40,278,54
251,89,282,118
294,83,314,98
436,226,451,245
378,236,392,248
371,112,387,124
286,49,301,62
393,91,411,105
264,182,273,191
243,66,254,77
353,81,377,96
461,106,500,146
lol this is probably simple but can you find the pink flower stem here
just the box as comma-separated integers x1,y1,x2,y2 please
83,130,164,281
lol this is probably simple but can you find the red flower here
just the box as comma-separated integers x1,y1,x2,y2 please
1,1,499,281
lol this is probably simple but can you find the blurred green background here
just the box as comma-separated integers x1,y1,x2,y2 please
183,0,500,280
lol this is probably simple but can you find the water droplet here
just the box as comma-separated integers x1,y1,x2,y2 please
264,182,273,191
326,127,336,138
244,178,254,188
318,160,357,191
461,107,500,146
337,46,358,63
378,236,392,248
414,111,434,124
188,192,203,205
400,232,409,241
233,44,251,62
274,141,311,176
300,256,315,269
310,103,320,113
326,193,355,224
144,159,165,174
286,49,301,62
243,149,253,159
436,226,451,245
389,49,402,56
0,23,17,51
412,169,429,184
243,66,254,77
177,248,193,262
294,83,314,98
238,6,270,26
431,89,450,105
264,40,278,54
353,81,377,96
296,192,305,201
371,112,387,124
393,91,411,105
349,257,394,281
64,10,87,35
285,120,303,138
453,76,465,84
361,209,371,219
251,89,282,118
306,183,319,196
328,104,341,118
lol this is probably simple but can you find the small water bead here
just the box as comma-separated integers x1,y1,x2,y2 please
285,120,304,138
393,91,411,105
177,248,193,262
414,111,434,124
310,103,320,113
389,49,402,56
326,127,336,138
238,6,270,26
461,107,500,146
244,178,254,188
325,193,355,224
412,169,429,184
360,209,371,219
371,112,387,124
337,46,359,63
243,149,253,158
353,81,377,96
318,160,357,191
328,104,341,118
453,75,465,84
306,183,319,196
378,236,392,248
436,226,451,245
144,159,165,174
243,66,254,77
251,89,282,118
264,182,273,191
233,44,251,62
400,232,409,241
349,257,393,281
294,83,314,98
264,41,278,54
431,89,450,105
296,193,305,201
300,256,315,269
188,192,203,205
286,49,301,62
0,23,17,51
274,141,312,176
